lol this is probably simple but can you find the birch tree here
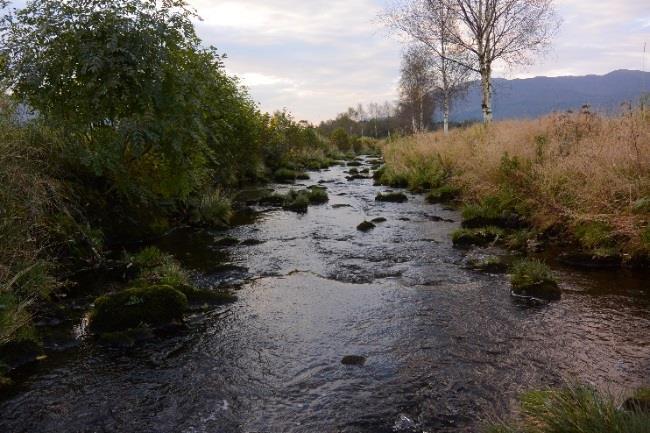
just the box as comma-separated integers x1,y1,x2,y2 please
383,0,560,123
399,45,436,133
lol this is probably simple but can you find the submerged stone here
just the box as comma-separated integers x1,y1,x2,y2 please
357,221,376,232
341,355,366,366
371,217,387,223
241,239,265,246
215,237,240,247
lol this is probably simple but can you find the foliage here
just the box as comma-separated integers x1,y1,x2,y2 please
330,128,351,152
0,0,261,237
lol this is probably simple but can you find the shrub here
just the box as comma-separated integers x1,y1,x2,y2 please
330,128,350,152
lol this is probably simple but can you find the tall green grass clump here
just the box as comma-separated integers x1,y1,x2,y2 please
510,259,560,300
487,386,650,433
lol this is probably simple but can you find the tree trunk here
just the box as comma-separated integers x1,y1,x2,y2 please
480,61,493,124
419,95,424,133
443,92,450,135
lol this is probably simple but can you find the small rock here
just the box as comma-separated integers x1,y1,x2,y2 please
357,221,376,232
341,355,366,366
371,217,387,223
215,237,240,247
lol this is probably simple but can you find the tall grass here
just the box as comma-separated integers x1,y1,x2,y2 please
487,386,650,433
0,106,60,345
382,108,650,258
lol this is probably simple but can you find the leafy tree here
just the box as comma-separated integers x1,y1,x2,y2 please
0,0,262,234
330,128,350,151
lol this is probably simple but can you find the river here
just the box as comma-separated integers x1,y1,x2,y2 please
1,156,649,433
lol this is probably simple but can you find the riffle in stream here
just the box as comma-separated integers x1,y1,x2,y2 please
1,157,648,433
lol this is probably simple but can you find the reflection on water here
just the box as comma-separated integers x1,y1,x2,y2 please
1,157,648,433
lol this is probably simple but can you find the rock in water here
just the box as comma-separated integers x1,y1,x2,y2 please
357,221,376,232
341,355,366,366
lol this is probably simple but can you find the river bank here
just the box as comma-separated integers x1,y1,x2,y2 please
377,109,650,270
0,155,648,432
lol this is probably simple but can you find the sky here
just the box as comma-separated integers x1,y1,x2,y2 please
6,0,650,122
186,0,649,122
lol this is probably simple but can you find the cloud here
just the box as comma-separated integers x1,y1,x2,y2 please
5,0,648,121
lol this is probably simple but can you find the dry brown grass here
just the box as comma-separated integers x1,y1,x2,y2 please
382,108,650,253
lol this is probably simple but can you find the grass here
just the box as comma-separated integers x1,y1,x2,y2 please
487,386,650,433
426,185,460,204
380,109,650,263
510,259,556,290
510,259,560,300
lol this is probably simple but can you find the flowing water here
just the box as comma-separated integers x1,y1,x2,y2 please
1,157,649,433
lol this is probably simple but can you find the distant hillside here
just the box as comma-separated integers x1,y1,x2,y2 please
447,69,650,121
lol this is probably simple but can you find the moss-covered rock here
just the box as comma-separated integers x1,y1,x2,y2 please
426,185,460,204
347,161,362,167
89,285,188,334
375,192,408,203
510,259,560,301
357,221,376,232
452,227,504,247
282,191,310,213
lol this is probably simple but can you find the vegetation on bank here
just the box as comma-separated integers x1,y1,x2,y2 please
0,0,375,380
487,386,650,433
380,108,650,267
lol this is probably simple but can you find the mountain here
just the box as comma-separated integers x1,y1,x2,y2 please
446,69,650,122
